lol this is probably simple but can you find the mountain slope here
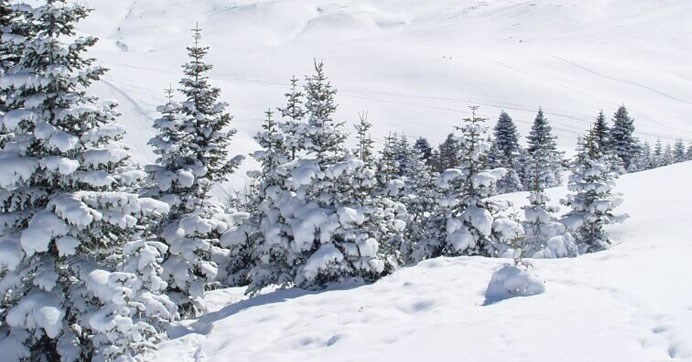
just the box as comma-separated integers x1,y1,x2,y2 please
153,161,692,361
75,0,692,164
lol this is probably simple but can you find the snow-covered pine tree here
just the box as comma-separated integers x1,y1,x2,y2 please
378,132,401,184
661,143,673,166
0,0,26,77
488,111,523,193
522,146,576,258
353,112,375,163
432,133,461,173
652,139,663,168
221,109,289,288
561,130,628,253
278,76,306,161
592,110,625,173
592,110,610,153
673,139,686,163
0,1,175,360
636,140,653,171
413,136,433,165
609,105,639,171
147,25,244,317
248,62,406,292
524,108,564,189
386,134,439,262
417,107,523,259
0,1,31,149
687,142,692,161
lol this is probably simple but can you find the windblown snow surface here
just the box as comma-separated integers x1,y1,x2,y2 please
153,162,692,361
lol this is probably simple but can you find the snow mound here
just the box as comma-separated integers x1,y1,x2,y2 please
484,265,545,305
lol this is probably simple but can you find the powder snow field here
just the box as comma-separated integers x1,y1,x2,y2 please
74,0,692,167
153,162,692,362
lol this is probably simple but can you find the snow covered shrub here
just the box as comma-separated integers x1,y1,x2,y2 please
484,265,545,304
0,1,175,360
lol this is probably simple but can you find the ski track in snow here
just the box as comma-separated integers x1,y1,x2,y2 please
553,56,692,106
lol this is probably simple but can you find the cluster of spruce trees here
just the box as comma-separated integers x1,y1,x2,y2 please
638,137,692,169
0,1,653,361
416,105,672,195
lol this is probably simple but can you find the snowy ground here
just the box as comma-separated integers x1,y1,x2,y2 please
74,0,692,167
153,162,692,362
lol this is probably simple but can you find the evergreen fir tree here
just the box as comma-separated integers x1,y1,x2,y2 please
522,188,577,258
609,105,639,171
522,131,576,258
687,142,692,161
433,133,461,173
248,62,406,293
387,135,439,262
353,112,375,163
0,1,175,359
561,130,628,253
277,76,306,161
0,1,31,149
592,110,610,153
417,107,523,259
413,136,433,165
147,25,244,317
221,109,287,288
673,139,686,163
636,140,653,170
0,0,28,78
378,132,401,184
652,138,663,168
524,108,564,189
661,143,674,166
488,111,523,193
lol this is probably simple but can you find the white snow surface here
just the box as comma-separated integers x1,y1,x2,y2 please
154,162,692,361
71,0,692,170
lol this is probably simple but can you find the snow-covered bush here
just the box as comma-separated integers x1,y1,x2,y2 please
484,265,545,304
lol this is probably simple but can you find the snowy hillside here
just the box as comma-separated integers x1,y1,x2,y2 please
2,1,691,361
154,161,692,362
74,0,692,164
